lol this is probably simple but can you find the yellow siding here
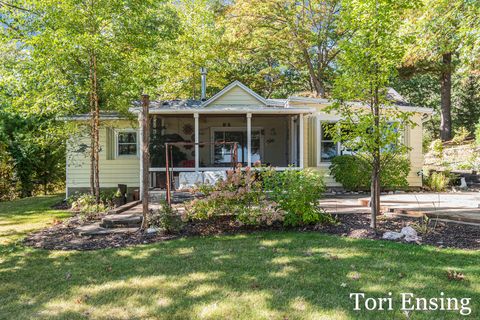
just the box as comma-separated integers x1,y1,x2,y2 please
406,113,423,187
299,103,424,188
209,86,264,106
67,120,140,193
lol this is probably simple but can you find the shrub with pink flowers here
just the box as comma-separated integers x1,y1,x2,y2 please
185,163,332,227
186,164,283,226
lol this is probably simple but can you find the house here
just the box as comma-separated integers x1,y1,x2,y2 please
65,79,433,198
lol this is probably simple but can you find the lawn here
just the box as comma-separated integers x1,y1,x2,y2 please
0,196,479,319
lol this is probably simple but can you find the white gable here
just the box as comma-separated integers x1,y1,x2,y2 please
202,81,266,107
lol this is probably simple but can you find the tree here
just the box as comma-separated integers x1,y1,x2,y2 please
159,0,227,99
2,0,179,203
453,73,480,134
401,0,479,141
329,0,416,228
225,0,344,98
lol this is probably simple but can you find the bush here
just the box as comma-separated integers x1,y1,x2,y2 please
451,127,470,144
424,171,451,192
329,155,411,191
185,164,277,225
329,155,370,191
69,193,110,221
263,169,331,226
475,121,480,145
185,165,331,227
429,139,444,157
148,200,184,234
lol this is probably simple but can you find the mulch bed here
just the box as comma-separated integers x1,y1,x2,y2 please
23,210,480,250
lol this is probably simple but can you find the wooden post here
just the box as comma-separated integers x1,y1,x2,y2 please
246,113,252,167
299,114,304,168
194,113,199,172
141,94,150,229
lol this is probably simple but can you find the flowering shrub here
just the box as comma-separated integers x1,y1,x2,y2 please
186,164,331,227
186,164,282,225
263,169,331,226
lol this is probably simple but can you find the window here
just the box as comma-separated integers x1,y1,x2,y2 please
212,128,262,165
320,122,338,162
116,130,138,157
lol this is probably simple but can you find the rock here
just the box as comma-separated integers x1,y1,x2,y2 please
460,177,468,189
382,231,404,240
145,227,157,235
388,191,394,195
401,226,419,242
394,190,406,194
404,235,420,243
401,226,417,237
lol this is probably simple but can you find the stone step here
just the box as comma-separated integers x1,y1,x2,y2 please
74,223,139,236
101,213,143,228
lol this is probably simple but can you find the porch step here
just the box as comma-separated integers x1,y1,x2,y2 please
101,213,143,228
148,191,196,204
74,223,139,236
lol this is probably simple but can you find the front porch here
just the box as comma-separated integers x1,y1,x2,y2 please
143,112,307,190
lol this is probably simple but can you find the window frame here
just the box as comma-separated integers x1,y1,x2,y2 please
318,121,340,164
316,116,409,166
209,127,264,165
115,129,139,159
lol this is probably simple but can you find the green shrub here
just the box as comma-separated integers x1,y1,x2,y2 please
429,139,444,157
424,171,451,192
148,200,184,234
475,121,480,145
185,165,331,227
422,130,433,154
329,155,411,191
457,162,474,170
451,127,470,144
69,193,110,221
185,165,275,225
329,155,370,190
263,169,332,226
381,156,411,190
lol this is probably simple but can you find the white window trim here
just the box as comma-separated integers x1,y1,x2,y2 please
317,120,341,166
115,128,139,159
209,126,264,165
316,116,408,166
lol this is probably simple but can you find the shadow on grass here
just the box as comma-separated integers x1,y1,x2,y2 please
0,231,479,319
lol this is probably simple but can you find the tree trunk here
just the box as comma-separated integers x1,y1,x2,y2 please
89,57,96,198
88,51,100,205
302,48,326,98
141,94,150,229
370,87,381,229
92,53,100,204
370,162,381,229
440,52,452,141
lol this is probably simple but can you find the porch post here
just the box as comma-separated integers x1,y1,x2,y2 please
194,113,199,172
141,94,150,229
290,115,296,165
246,113,252,167
299,114,304,168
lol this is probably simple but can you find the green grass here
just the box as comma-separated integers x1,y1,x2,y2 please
0,196,479,319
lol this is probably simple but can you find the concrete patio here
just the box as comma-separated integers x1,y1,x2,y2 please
321,192,480,225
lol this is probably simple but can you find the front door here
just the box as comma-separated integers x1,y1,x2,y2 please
212,128,262,166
